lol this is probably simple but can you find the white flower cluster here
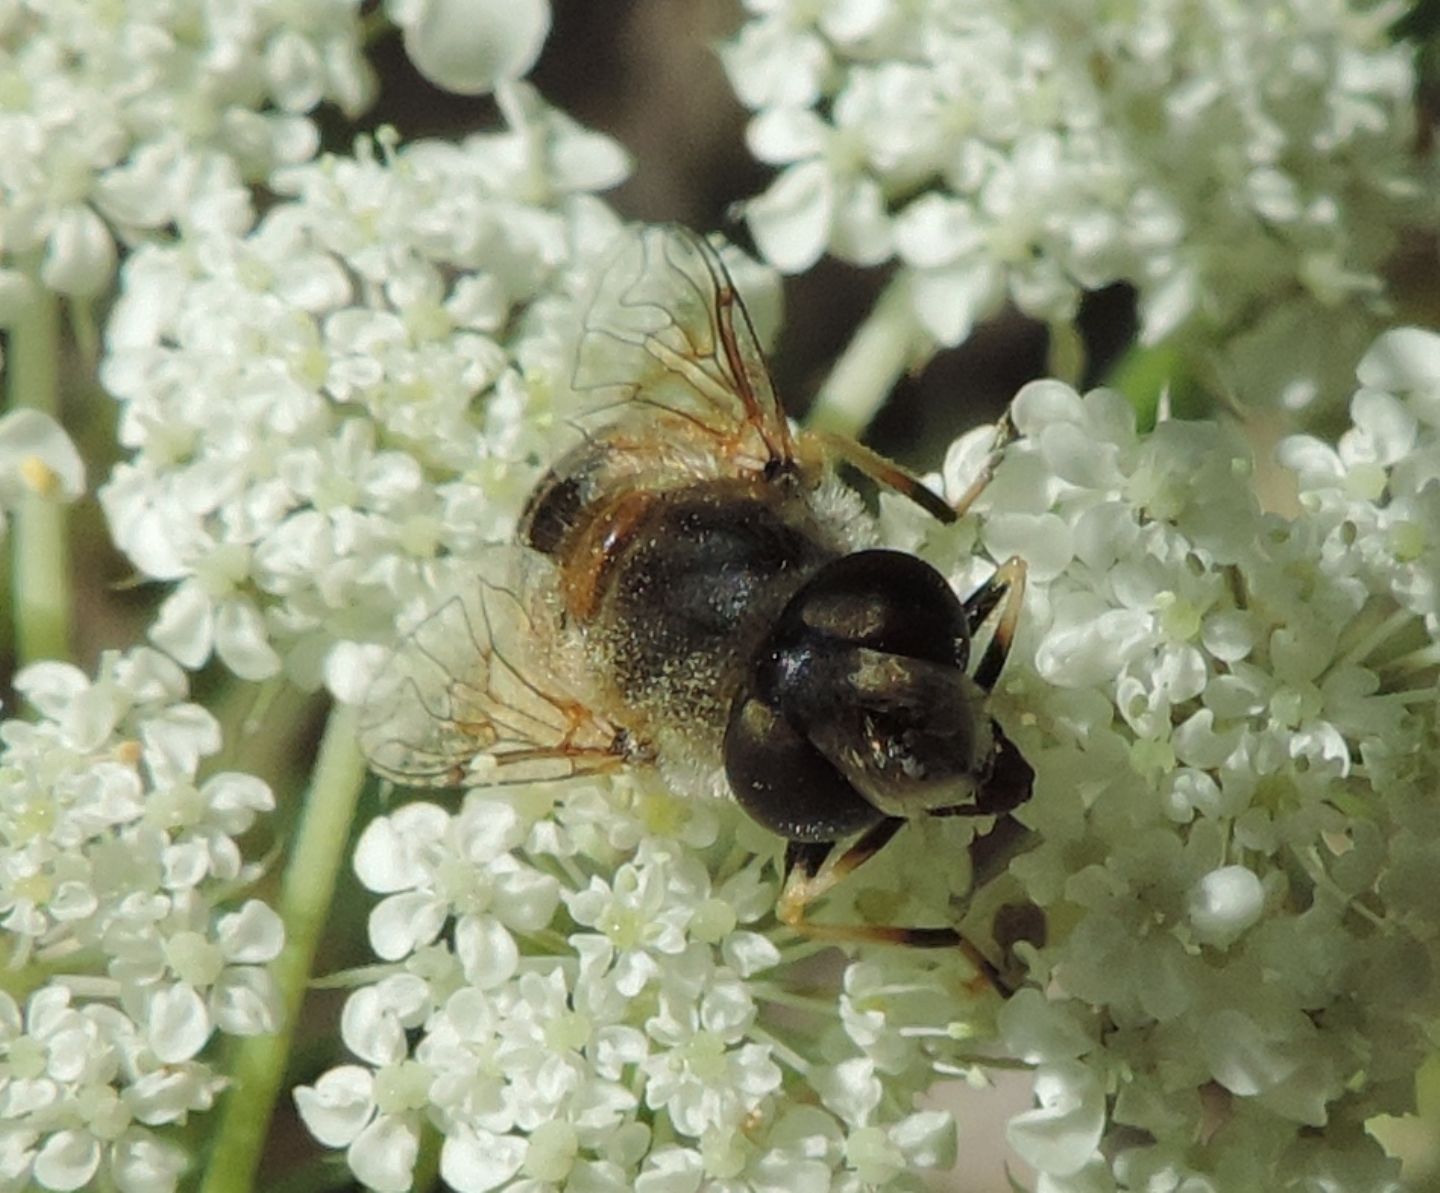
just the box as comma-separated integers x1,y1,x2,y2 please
293,315,1440,1190
723,0,1427,409
98,85,630,690
0,0,374,304
0,647,282,1192
296,783,958,1193
872,326,1440,1189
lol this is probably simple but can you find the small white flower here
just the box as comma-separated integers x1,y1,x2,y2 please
640,958,781,1138
743,101,892,274
298,981,438,1192
565,848,694,997
0,410,85,539
354,798,557,988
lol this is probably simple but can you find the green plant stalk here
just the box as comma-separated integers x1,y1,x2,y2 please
1047,318,1086,389
201,703,368,1193
806,275,922,439
7,288,71,663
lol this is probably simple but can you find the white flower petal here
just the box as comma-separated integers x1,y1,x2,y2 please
141,703,222,780
1356,327,1440,393
149,584,216,670
998,989,1094,1064
33,1130,101,1192
110,1131,187,1193
349,1113,420,1193
984,513,1072,582
341,987,408,1067
355,804,450,893
148,983,213,1063
456,915,519,989
746,161,834,274
41,205,117,297
746,108,831,165
370,891,448,960
401,0,551,95
1006,1062,1105,1177
213,599,283,681
490,865,560,932
210,967,283,1037
441,1127,526,1193
1202,1009,1302,1096
217,900,285,963
294,1066,377,1147
1036,607,1150,688
266,30,326,113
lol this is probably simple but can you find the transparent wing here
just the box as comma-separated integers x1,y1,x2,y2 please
570,224,796,475
358,548,628,788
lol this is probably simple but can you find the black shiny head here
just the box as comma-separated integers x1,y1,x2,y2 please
723,549,993,840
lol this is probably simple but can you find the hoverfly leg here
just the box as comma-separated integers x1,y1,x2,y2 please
777,820,1010,995
779,819,904,916
975,728,1035,819
958,566,1009,635
781,839,835,889
803,430,958,525
949,410,1017,520
968,556,1027,691
799,408,1016,528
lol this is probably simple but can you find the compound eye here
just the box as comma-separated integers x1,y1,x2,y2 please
748,549,994,821
788,549,969,667
803,646,992,818
723,694,887,843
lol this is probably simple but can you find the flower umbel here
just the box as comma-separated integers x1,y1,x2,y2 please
0,0,375,301
725,0,1429,412
920,329,1440,1188
0,648,282,1192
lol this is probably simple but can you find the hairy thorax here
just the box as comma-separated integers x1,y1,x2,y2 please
519,431,863,769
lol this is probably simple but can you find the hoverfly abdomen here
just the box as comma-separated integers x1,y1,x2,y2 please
520,470,586,557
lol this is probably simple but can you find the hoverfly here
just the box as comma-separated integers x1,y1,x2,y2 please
358,226,1032,985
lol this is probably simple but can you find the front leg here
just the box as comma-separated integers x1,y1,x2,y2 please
962,556,1028,691
777,821,1009,994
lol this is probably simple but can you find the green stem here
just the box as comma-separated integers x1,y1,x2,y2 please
1046,317,1086,388
805,275,923,439
201,703,368,1193
1383,641,1440,680
360,5,394,46
7,288,71,663
413,1121,442,1192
